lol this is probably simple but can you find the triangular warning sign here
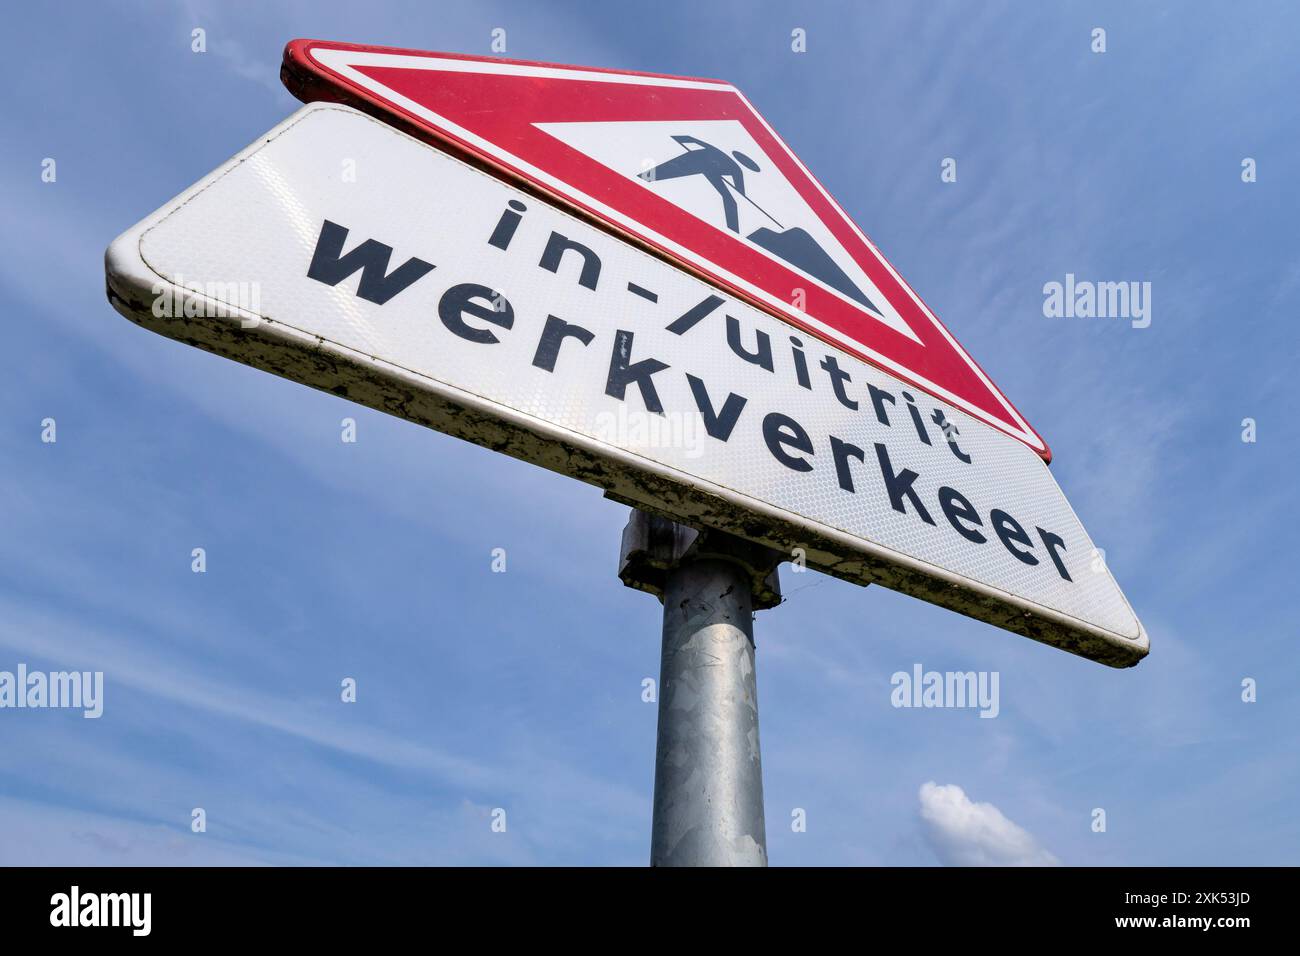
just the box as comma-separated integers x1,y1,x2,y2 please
283,40,1050,459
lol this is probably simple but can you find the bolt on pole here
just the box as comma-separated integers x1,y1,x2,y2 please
616,507,783,867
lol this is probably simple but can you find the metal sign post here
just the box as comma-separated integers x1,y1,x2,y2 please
618,509,783,865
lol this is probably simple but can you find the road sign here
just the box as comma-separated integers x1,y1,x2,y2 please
104,104,1146,666
281,40,1051,462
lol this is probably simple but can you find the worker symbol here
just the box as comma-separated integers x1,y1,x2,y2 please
635,133,879,313
638,135,767,234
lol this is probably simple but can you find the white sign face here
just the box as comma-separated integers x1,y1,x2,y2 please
105,104,1147,667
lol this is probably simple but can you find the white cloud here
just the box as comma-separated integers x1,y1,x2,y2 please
918,782,1060,867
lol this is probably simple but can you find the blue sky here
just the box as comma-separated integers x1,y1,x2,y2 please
1,0,1296,865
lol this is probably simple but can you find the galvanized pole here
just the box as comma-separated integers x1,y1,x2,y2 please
615,508,782,867
651,556,766,866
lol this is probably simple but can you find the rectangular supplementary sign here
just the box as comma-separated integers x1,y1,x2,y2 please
104,104,1147,667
